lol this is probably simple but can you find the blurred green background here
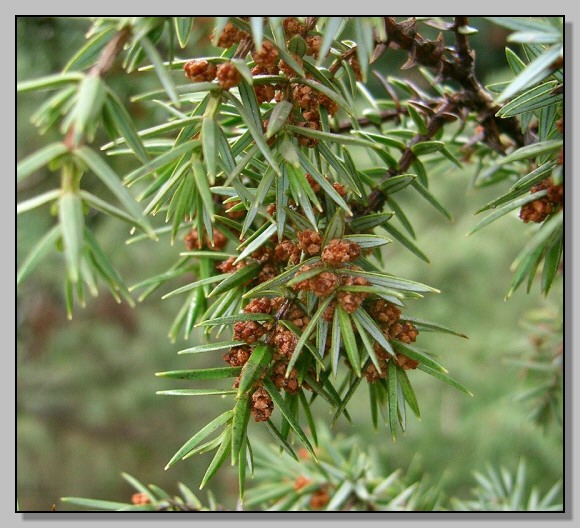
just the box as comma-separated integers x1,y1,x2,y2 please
16,17,563,511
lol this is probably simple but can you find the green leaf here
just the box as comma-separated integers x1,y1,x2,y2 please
264,421,299,461
397,368,420,418
278,135,300,167
200,426,232,489
330,307,342,378
467,190,548,236
157,389,237,396
223,91,280,174
241,168,276,238
64,74,106,145
284,34,305,59
378,174,417,194
384,222,430,262
317,17,346,65
270,40,305,77
497,81,562,117
17,189,61,215
297,390,318,446
178,340,246,355
297,151,352,214
505,47,527,75
234,223,277,264
342,234,391,249
141,36,179,106
338,307,361,377
399,316,468,339
287,124,379,150
325,480,354,511
17,225,61,286
83,229,134,306
197,312,274,328
191,152,215,221
231,395,251,466
387,361,398,440
418,364,473,396
352,309,395,358
297,77,352,115
507,211,563,298
237,437,249,502
355,131,407,151
83,190,144,227
524,43,562,82
340,269,438,293
167,165,196,243
286,164,322,228
17,142,69,183
74,147,155,238
124,141,196,186
232,60,256,89
286,295,336,375
103,91,150,164
496,44,563,102
509,160,557,191
411,158,428,187
407,104,428,135
250,17,264,52
58,192,85,284
322,208,346,247
349,212,394,232
353,17,373,82
266,100,293,138
30,85,76,134
317,142,364,197
236,344,273,398
476,140,562,189
275,166,290,240
17,72,83,92
60,497,134,511
121,472,155,501
212,17,231,46
331,366,366,427
155,367,241,380
262,378,317,459
541,235,563,294
159,273,229,299
485,17,561,34
391,340,447,373
368,383,380,430
201,117,218,180
352,316,382,373
164,410,234,469
174,17,193,48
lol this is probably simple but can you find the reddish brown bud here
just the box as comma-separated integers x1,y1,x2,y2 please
183,59,217,82
217,62,241,89
321,239,361,266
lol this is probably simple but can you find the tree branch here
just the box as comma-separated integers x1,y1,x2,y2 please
64,27,132,150
353,99,458,217
381,17,525,151
89,26,132,78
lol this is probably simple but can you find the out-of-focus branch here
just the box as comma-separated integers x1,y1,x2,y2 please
380,17,525,151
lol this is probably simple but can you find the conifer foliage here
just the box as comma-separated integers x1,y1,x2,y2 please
17,17,563,503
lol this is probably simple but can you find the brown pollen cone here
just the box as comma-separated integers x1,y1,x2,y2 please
223,345,252,367
233,320,268,343
322,239,361,266
297,230,323,255
251,387,274,422
217,62,241,89
183,59,217,82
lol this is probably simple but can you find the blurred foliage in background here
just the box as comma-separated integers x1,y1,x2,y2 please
16,17,563,511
